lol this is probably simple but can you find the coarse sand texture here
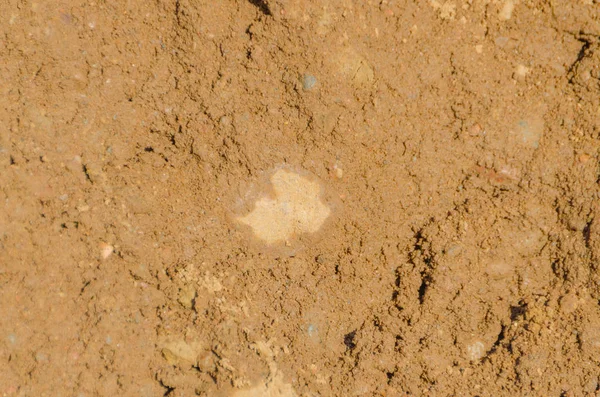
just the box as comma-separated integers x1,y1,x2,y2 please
3,0,600,396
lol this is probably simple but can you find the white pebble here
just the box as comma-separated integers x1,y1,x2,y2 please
466,340,486,361
99,242,114,259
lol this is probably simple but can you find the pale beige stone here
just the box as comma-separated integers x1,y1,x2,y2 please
99,242,113,259
466,340,486,361
237,169,331,244
499,0,515,21
160,339,202,366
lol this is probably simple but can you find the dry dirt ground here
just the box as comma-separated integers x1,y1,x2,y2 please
2,0,600,396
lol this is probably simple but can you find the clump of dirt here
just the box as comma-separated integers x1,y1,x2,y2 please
1,0,600,396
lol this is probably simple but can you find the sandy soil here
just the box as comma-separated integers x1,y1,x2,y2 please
2,0,600,396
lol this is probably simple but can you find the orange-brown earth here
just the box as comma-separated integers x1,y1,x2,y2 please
2,0,600,396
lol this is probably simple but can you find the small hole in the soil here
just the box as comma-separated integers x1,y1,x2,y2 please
418,273,430,304
9,155,15,165
510,303,527,320
487,325,506,355
418,280,427,302
159,379,175,396
144,146,154,152
394,335,403,351
583,220,592,247
247,0,271,15
344,330,357,350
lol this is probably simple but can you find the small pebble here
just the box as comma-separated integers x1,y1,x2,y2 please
468,123,483,136
466,340,485,361
197,350,215,372
100,242,114,259
445,243,462,257
514,64,530,80
499,0,514,20
302,74,317,91
219,115,231,128
331,163,343,179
